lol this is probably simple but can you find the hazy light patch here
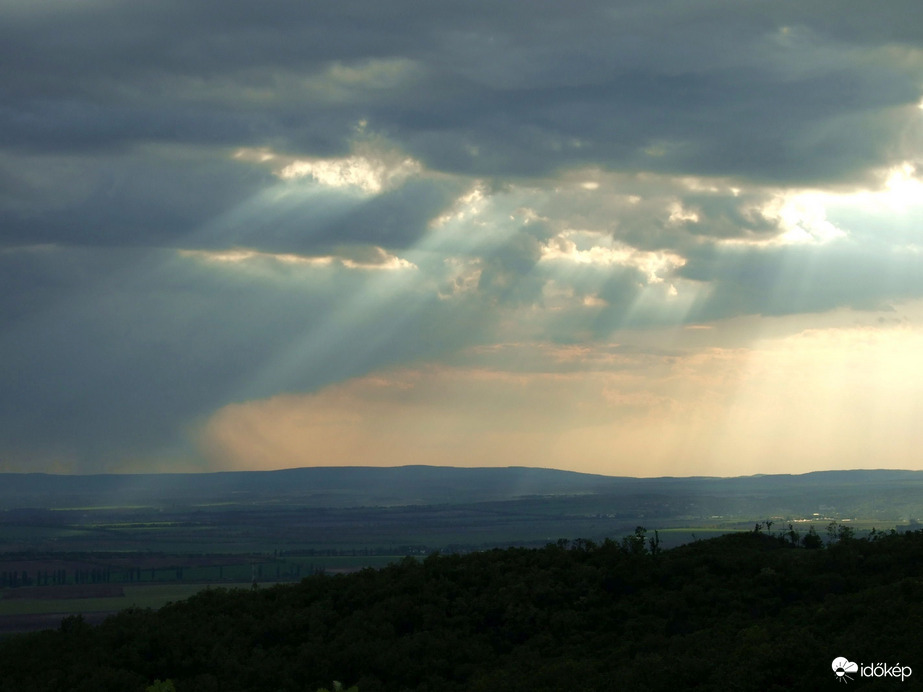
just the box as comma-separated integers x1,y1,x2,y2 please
301,58,424,103
540,230,685,283
233,147,277,164
234,139,423,195
540,280,586,311
277,153,421,194
667,201,700,224
0,446,81,474
423,183,549,256
816,163,923,252
179,248,332,267
197,309,923,476
193,346,735,476
526,167,795,249
198,362,686,473
438,257,482,299
707,321,923,473
178,247,416,272
228,245,433,402
339,249,418,271
135,59,423,108
678,177,721,193
773,192,847,245
818,161,923,215
512,342,638,370
185,175,357,254
416,182,534,260
429,183,489,229
612,277,710,332
882,162,923,207
718,190,847,248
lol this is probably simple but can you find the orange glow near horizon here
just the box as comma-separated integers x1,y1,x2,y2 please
198,308,923,478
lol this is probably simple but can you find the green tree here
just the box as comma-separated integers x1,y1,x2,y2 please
648,529,662,556
622,526,648,555
801,526,823,549
316,682,358,692
827,521,855,544
146,680,177,692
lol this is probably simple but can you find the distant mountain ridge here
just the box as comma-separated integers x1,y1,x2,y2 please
0,465,921,511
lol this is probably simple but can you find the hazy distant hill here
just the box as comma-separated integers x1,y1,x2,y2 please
1,466,922,521
0,465,622,509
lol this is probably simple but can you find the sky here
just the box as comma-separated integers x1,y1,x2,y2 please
2,0,923,477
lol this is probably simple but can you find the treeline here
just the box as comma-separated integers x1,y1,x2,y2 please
1,528,922,691
0,560,309,589
1,569,86,588
278,546,432,557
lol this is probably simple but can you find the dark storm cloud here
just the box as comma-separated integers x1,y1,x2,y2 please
0,246,490,469
3,0,920,180
0,145,464,253
2,0,920,252
400,65,917,183
0,147,272,247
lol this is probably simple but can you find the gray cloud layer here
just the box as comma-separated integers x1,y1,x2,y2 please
2,0,922,469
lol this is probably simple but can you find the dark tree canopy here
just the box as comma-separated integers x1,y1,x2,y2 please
1,529,921,691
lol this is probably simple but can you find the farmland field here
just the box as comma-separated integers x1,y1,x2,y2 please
2,467,921,635
0,583,260,635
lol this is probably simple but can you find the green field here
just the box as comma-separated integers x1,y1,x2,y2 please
1,466,918,639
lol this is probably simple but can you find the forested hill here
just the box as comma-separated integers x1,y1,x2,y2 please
1,528,921,691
